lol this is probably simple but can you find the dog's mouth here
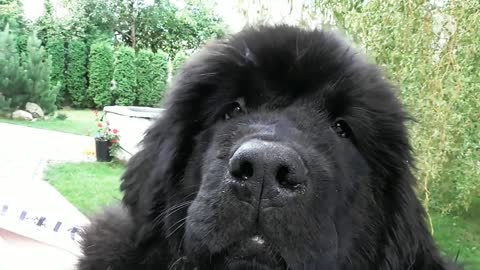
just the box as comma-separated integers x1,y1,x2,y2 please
225,235,287,270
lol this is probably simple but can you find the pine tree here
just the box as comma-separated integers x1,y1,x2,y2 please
22,32,58,114
0,24,26,111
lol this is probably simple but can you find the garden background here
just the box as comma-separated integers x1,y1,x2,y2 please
0,0,478,268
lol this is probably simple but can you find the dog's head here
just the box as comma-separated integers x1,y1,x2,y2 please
121,26,419,269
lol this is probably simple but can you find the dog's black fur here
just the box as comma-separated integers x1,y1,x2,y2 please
78,25,459,270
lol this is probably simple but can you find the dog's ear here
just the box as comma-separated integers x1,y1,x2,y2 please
119,51,223,243
119,100,199,243
120,112,187,219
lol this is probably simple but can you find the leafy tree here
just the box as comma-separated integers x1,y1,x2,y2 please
138,0,226,54
0,24,26,111
112,46,136,105
46,37,66,105
313,0,480,214
0,0,24,31
111,0,145,50
88,42,114,108
135,1,180,53
61,0,227,54
62,0,143,48
66,40,88,107
177,0,227,49
22,32,59,114
35,0,59,46
1,0,28,54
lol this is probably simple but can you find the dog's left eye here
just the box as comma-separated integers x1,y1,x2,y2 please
224,102,244,120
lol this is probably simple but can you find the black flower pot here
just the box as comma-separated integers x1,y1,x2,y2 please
95,139,113,162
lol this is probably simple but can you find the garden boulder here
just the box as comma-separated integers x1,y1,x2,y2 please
12,110,33,121
26,102,44,118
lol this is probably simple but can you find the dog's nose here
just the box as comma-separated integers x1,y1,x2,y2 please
228,140,306,189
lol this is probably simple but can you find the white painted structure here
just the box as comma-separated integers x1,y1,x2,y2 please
103,106,164,161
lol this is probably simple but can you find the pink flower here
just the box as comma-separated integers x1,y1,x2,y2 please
113,129,119,134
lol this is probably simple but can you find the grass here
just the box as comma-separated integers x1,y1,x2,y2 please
45,162,124,215
0,109,97,136
431,201,480,270
46,162,479,269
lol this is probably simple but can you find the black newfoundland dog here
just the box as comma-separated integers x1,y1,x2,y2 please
79,25,459,270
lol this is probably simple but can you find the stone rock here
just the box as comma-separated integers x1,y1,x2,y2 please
12,110,33,121
25,102,44,118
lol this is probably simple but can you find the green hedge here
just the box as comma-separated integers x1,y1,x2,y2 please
172,50,189,77
46,37,65,106
66,40,88,107
135,49,169,107
135,49,154,106
113,46,136,106
149,50,169,106
88,42,113,108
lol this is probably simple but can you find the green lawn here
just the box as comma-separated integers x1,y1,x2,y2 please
0,109,97,136
46,162,479,269
45,162,124,215
432,202,480,270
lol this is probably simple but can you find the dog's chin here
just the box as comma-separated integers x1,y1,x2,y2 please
224,235,287,270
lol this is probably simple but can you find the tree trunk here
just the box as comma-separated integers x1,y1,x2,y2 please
131,22,136,50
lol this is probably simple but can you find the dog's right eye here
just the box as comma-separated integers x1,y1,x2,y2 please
332,119,351,138
224,102,244,120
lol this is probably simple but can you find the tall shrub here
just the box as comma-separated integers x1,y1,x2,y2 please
22,33,58,114
112,46,136,106
135,49,153,106
0,93,10,113
66,40,87,107
88,42,113,108
0,25,26,111
149,50,169,106
172,50,189,77
46,37,65,106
